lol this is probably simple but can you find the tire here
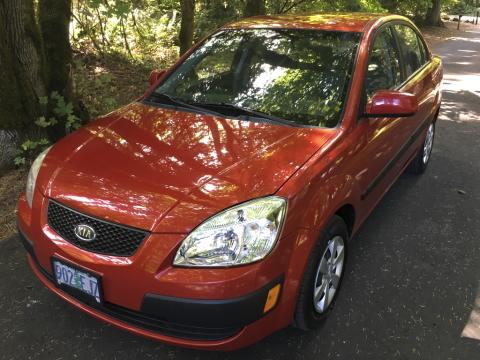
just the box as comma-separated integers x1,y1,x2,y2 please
406,122,435,174
292,215,348,330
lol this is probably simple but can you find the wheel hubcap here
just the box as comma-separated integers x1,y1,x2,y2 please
313,236,345,313
423,124,434,164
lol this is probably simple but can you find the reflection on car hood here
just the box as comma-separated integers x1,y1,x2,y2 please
40,102,334,232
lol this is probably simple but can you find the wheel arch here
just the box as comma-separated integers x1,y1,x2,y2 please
334,204,355,238
432,105,440,124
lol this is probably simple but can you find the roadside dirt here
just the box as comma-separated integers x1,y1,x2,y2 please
0,19,477,241
0,166,28,239
419,18,475,46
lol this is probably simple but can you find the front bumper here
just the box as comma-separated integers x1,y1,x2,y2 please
17,191,320,350
20,223,283,341
20,225,289,347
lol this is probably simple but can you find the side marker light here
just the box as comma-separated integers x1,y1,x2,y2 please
263,284,281,313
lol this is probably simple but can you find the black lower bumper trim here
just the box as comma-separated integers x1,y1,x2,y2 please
18,225,282,341
18,224,38,262
28,254,243,341
141,274,285,328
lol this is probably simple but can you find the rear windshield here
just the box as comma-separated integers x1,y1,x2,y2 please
152,29,361,128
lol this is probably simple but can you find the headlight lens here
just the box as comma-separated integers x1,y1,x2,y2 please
173,196,287,267
26,146,52,208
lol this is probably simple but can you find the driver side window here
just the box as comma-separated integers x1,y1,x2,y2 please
394,24,427,78
365,27,401,100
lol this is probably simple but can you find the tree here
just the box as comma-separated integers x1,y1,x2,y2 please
378,0,402,12
0,0,47,132
38,0,75,141
0,0,50,171
425,0,445,27
195,0,241,41
0,0,77,141
179,0,195,56
0,0,79,172
243,0,266,17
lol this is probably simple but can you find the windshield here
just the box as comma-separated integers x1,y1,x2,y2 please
151,28,361,128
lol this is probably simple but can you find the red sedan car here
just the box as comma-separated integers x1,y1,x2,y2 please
18,13,442,350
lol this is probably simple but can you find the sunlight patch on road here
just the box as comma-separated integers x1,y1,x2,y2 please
461,281,480,341
439,74,480,122
449,36,480,43
443,74,480,93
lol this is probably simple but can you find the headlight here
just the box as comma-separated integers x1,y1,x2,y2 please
26,146,52,208
173,196,287,267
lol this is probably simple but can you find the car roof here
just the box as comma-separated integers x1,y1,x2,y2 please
222,12,390,33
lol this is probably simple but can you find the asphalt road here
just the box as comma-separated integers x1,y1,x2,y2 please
2,27,480,360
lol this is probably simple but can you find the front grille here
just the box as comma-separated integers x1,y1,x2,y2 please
47,200,149,257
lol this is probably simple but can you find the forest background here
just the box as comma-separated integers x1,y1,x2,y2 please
0,0,478,240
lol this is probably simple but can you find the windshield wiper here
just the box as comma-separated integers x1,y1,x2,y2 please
146,93,222,117
191,102,299,127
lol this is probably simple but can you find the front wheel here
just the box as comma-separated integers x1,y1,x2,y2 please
406,122,435,174
292,215,348,330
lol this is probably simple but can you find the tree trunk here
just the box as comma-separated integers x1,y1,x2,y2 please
379,0,401,12
243,0,266,18
179,0,194,56
0,0,48,170
426,0,445,27
0,130,18,175
0,14,20,172
0,0,47,130
0,8,25,131
38,0,74,142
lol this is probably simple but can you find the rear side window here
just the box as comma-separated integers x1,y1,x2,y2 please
365,27,401,99
417,34,430,64
394,25,428,78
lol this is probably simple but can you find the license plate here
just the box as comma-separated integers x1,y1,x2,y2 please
52,259,102,304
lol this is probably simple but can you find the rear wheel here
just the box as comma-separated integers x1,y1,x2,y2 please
292,215,348,330
406,122,435,174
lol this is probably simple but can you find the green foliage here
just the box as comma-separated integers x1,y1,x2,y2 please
15,92,81,165
88,0,102,8
15,139,50,165
73,60,118,116
357,0,389,13
72,0,179,60
195,1,242,41
35,116,58,127
446,0,478,15
274,0,386,13
48,91,81,129
54,96,74,117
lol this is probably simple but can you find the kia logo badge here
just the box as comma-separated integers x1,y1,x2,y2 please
74,224,96,242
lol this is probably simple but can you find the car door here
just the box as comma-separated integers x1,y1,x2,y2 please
393,22,436,144
353,22,436,207
353,24,406,205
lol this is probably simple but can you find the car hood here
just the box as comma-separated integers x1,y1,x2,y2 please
39,102,333,232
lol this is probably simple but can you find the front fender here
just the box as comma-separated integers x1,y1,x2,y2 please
299,174,362,232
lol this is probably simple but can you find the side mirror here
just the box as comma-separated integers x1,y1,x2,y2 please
149,69,166,86
364,90,418,118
